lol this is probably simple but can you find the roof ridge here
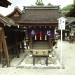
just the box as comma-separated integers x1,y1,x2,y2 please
7,6,22,17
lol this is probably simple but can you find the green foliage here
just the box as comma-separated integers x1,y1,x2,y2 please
62,4,74,12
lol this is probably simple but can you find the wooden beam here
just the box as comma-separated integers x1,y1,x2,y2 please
1,28,10,67
0,0,11,7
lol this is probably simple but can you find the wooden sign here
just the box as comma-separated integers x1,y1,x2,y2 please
58,17,66,30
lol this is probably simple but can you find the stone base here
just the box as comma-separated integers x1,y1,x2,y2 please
16,50,63,69
17,60,62,69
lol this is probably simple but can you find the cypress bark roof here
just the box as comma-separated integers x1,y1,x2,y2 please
19,6,60,23
7,5,60,24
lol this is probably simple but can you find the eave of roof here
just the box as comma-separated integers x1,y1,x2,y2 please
17,20,58,24
0,14,16,26
24,6,59,10
7,7,22,17
0,0,11,7
66,17,75,26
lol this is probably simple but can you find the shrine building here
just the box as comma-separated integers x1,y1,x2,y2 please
7,0,60,49
0,0,60,66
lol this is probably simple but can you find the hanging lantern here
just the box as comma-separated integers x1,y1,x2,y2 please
47,30,51,36
31,30,35,36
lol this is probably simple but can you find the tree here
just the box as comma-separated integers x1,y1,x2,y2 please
62,4,74,12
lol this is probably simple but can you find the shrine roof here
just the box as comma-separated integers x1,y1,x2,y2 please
23,5,59,9
66,17,75,26
7,7,22,17
7,5,60,24
0,0,11,7
19,6,60,23
0,14,16,26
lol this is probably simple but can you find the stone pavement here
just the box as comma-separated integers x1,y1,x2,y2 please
0,40,75,75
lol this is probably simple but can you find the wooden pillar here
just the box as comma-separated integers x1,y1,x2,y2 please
16,43,20,58
0,28,2,64
46,57,48,66
25,28,29,49
35,35,37,40
33,56,35,65
29,37,32,49
21,41,25,52
45,35,47,40
49,38,53,50
0,28,10,67
40,32,42,40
